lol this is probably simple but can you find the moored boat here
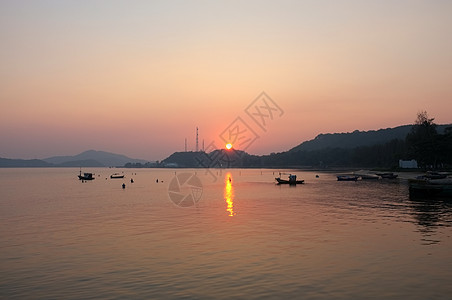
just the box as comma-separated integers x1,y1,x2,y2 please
337,175,359,181
110,173,124,179
354,171,380,180
78,171,95,180
375,172,398,179
409,177,452,199
424,171,448,180
275,174,304,185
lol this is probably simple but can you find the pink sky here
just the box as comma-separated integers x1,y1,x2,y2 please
1,1,451,161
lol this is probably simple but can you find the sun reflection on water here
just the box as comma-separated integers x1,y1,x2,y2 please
224,172,235,216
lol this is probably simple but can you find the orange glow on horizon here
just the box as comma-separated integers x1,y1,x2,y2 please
1,2,451,161
225,143,233,150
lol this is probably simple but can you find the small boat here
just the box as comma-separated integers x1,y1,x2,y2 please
78,171,95,180
424,171,447,180
375,172,398,179
354,171,380,180
337,175,359,181
275,174,304,185
409,177,452,199
360,174,380,180
110,173,124,179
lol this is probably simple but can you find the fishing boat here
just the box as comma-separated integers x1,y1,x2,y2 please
337,175,359,181
275,174,304,185
78,171,95,180
110,173,125,179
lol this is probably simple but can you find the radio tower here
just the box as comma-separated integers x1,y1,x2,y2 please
196,127,199,152
185,138,187,152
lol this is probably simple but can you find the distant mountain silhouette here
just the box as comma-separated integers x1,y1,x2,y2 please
289,124,451,152
162,151,200,167
54,159,105,167
1,150,149,168
0,157,53,168
160,123,451,169
2,123,450,168
162,149,253,168
43,150,148,167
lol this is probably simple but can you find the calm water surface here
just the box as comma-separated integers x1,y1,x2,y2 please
1,168,451,299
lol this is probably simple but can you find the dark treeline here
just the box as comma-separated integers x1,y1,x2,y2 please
244,112,451,169
253,138,409,168
406,111,452,169
289,125,413,152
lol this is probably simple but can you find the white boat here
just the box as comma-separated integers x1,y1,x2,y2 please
110,173,124,179
354,171,380,180
375,172,398,179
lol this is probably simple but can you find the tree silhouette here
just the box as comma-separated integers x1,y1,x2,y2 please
438,127,452,166
406,111,439,168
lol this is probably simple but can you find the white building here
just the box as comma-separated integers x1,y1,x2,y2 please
399,159,418,168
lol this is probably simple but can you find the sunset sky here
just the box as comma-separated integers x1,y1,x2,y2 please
1,0,451,161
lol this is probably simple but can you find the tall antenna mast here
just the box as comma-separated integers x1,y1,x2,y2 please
185,138,187,152
196,127,199,152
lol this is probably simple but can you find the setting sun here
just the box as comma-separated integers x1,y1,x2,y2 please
225,143,232,150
